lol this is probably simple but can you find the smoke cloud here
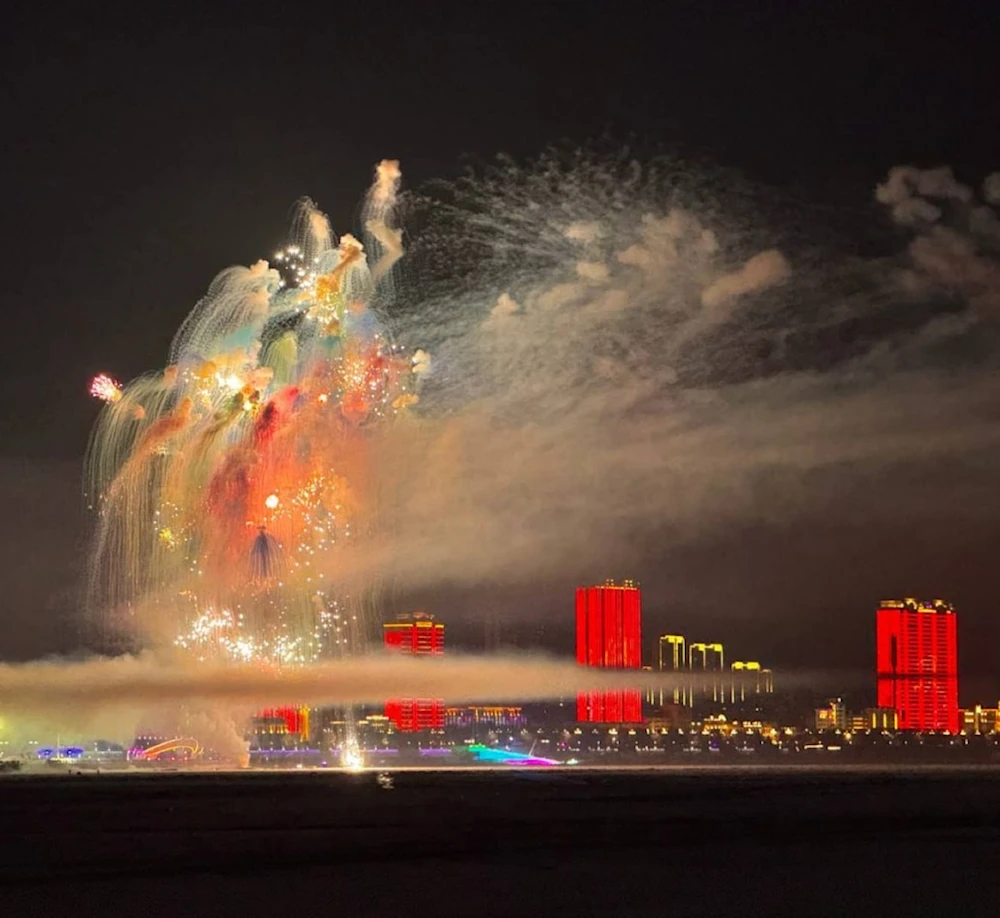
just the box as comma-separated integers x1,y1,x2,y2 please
0,652,697,739
314,153,1000,591
10,152,1000,667
877,163,1000,315
700,249,791,308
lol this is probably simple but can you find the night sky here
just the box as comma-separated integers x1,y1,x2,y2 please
1,4,998,702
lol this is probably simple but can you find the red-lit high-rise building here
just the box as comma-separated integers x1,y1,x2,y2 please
575,580,643,723
383,612,445,731
259,707,309,738
876,598,959,733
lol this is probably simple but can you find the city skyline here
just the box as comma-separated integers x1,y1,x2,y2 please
4,585,996,768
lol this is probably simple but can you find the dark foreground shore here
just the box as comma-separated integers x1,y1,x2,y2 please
3,766,1000,915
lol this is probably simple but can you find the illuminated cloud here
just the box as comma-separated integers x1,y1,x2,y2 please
877,163,1000,317
700,249,791,309
340,153,1000,592
876,164,973,225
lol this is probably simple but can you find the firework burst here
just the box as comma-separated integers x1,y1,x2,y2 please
85,163,423,667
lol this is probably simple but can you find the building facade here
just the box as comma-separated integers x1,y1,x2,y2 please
444,706,526,729
575,580,643,723
961,704,999,736
383,612,445,731
257,707,310,739
814,697,848,732
876,598,959,733
689,641,725,709
730,661,762,704
658,634,688,706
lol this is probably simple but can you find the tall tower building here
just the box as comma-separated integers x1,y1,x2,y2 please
383,612,445,732
689,642,725,707
658,634,688,706
575,580,642,723
729,661,762,703
876,598,958,733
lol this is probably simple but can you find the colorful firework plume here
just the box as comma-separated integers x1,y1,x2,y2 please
86,161,424,666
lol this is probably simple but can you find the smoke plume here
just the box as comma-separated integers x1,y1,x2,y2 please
0,652,697,740
321,152,1000,591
